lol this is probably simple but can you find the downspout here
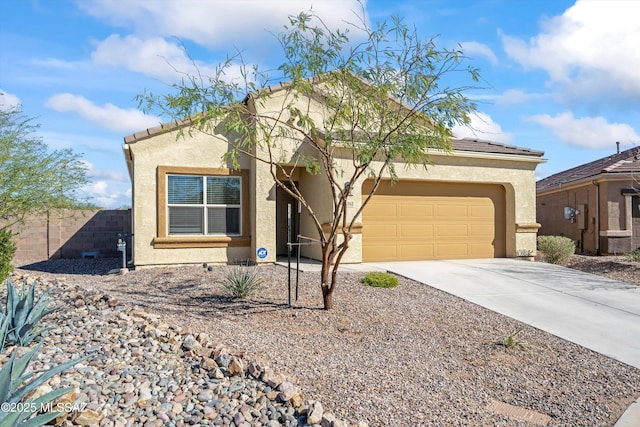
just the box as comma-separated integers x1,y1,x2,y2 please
592,179,600,255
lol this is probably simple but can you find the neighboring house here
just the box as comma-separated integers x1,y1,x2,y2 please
122,85,545,268
536,147,640,254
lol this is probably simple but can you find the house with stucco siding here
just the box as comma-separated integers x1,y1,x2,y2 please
122,83,545,268
537,146,640,254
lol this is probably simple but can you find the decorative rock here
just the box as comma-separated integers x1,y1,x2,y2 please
73,409,103,425
6,273,341,427
321,413,337,427
307,401,324,424
277,381,299,402
261,368,285,388
181,334,201,351
228,357,244,376
172,402,184,414
233,411,245,425
248,360,264,379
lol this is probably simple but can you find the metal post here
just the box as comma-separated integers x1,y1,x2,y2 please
287,203,292,307
296,200,301,301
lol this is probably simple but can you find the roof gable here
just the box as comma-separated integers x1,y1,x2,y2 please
537,147,640,192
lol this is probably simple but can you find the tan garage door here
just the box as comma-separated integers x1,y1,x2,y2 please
362,180,505,261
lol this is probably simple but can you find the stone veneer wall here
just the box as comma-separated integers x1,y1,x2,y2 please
6,209,131,264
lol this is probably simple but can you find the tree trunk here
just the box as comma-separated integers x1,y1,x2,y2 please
322,286,333,310
320,246,334,310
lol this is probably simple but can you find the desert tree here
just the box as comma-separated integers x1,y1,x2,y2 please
137,10,481,309
0,106,91,233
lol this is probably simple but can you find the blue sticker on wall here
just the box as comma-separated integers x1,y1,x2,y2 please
256,247,268,259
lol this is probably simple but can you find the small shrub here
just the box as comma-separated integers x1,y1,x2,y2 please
502,329,526,350
0,229,16,283
537,235,575,265
223,265,263,298
625,248,640,262
362,272,399,288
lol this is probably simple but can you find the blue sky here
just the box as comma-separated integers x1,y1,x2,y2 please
2,0,639,209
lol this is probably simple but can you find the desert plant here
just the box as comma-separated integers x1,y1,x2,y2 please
537,235,575,265
223,265,263,299
362,272,399,288
0,229,16,283
624,248,640,262
502,329,525,350
0,343,88,426
2,279,58,348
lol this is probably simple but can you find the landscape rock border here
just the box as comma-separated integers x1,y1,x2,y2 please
3,273,364,427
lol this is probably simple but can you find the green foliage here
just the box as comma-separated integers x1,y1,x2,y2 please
625,248,640,262
0,343,88,426
0,228,16,283
501,329,527,350
2,279,58,349
362,272,399,288
0,107,91,233
137,9,481,309
223,265,264,299
537,235,575,265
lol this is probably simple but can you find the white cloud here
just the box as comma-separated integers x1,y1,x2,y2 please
526,111,640,149
495,89,549,106
81,180,131,208
460,41,498,66
500,0,640,102
451,112,513,144
92,35,222,81
45,93,161,133
79,0,367,47
0,90,21,111
83,160,127,182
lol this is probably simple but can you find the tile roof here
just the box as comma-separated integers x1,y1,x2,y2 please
451,138,544,157
536,146,640,192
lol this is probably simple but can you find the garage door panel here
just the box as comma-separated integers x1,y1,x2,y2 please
436,224,468,237
470,204,494,218
367,203,398,217
367,224,397,238
400,204,434,217
436,204,468,218
399,224,434,238
436,243,469,258
470,224,494,237
364,245,397,260
362,180,505,262
399,244,434,258
469,243,494,257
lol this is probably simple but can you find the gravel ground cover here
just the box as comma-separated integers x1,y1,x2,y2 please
9,255,640,426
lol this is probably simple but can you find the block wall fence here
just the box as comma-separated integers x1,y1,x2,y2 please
5,209,132,265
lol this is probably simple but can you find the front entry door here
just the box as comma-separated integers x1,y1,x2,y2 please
276,184,300,256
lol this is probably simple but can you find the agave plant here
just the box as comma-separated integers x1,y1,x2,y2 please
2,279,59,348
0,343,88,426
0,311,9,353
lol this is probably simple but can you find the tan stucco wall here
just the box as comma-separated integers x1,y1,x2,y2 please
294,151,541,262
126,85,542,266
126,127,252,267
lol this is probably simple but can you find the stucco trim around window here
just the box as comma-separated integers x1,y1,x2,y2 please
154,166,250,249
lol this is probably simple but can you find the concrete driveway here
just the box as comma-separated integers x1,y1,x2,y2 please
368,258,640,370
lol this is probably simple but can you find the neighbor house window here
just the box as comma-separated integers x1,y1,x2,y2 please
167,174,241,236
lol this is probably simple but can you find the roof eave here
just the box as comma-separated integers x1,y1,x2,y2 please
426,148,547,164
537,171,640,195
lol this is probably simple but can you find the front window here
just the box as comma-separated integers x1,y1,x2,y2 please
167,174,241,235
